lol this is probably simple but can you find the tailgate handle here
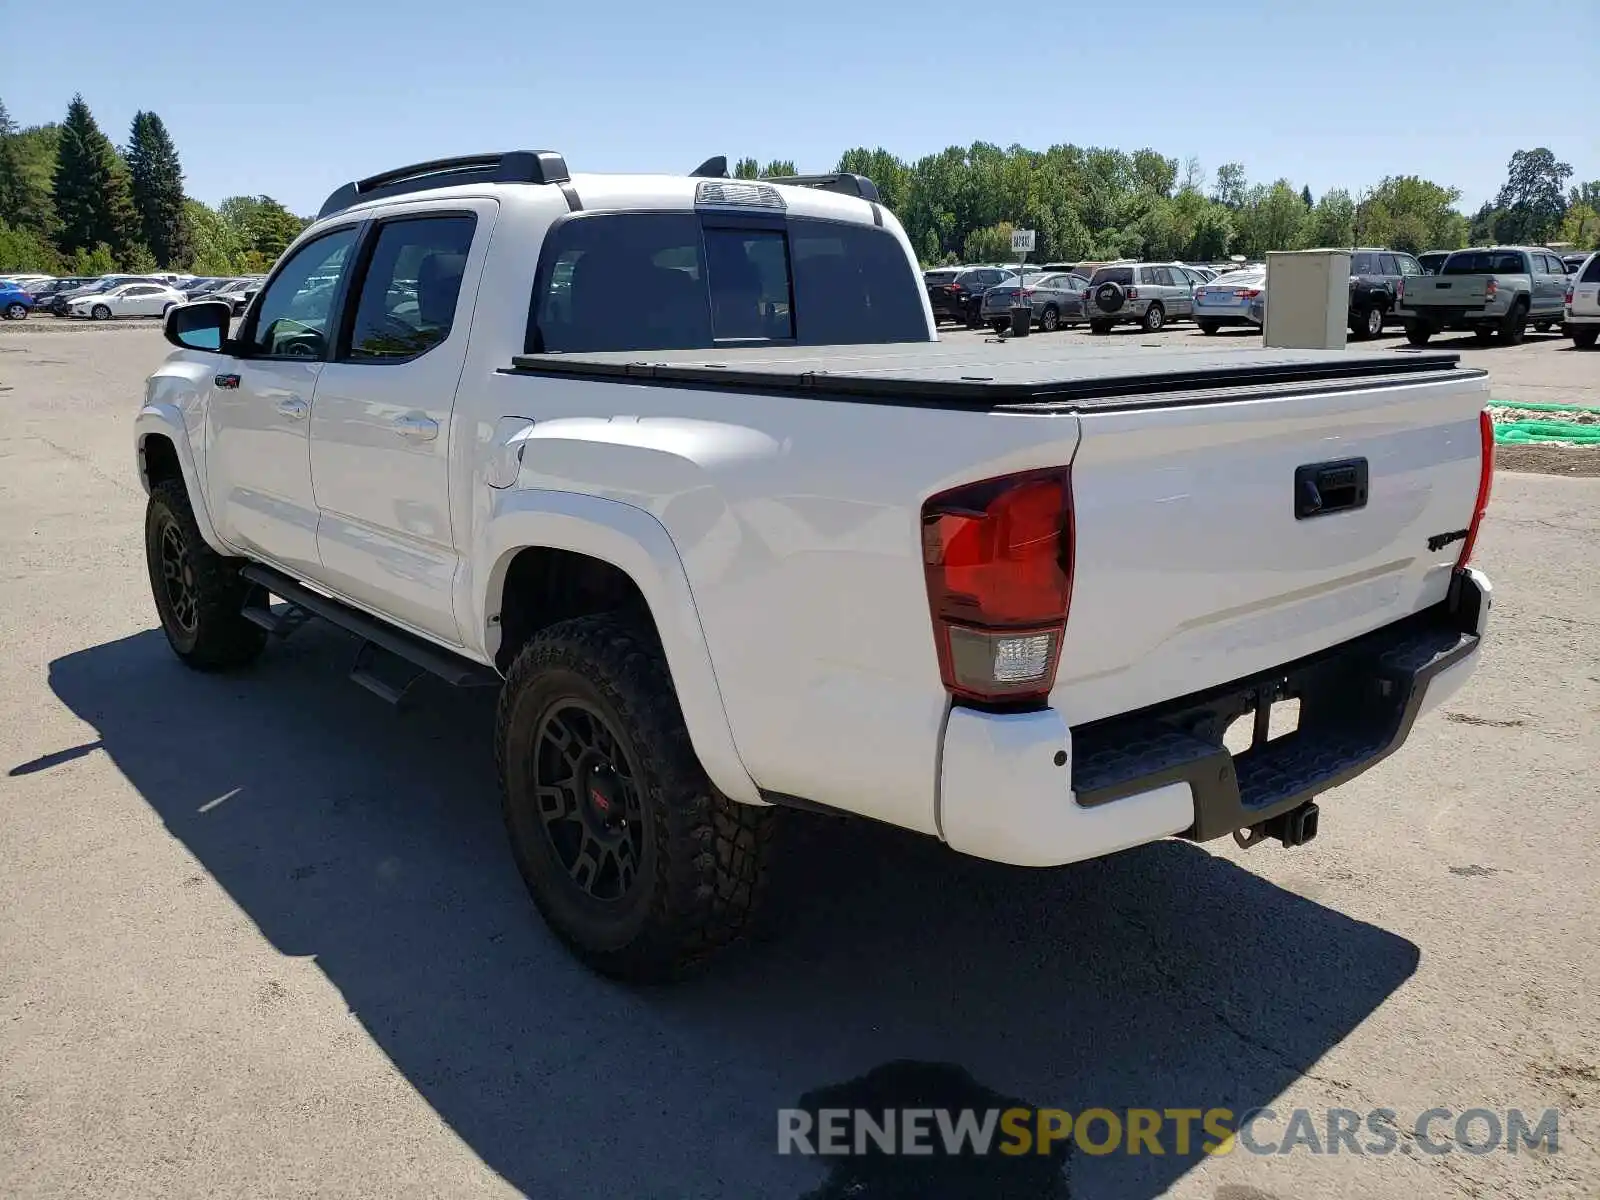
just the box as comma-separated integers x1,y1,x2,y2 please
1295,458,1368,520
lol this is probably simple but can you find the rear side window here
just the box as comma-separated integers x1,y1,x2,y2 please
1378,254,1400,274
343,215,476,361
529,213,927,352
1583,256,1600,283
1351,252,1377,273
1091,266,1134,286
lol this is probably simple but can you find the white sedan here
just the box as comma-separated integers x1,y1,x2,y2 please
67,282,188,320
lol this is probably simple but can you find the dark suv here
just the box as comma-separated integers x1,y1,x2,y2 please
1347,248,1423,340
924,265,1015,327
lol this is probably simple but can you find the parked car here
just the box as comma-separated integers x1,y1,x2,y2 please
1347,248,1424,341
45,275,164,315
1396,246,1570,345
66,281,187,320
0,273,54,290
925,265,1016,327
1083,262,1202,333
182,277,228,300
980,271,1088,331
1192,268,1265,333
1564,251,1599,348
0,280,35,320
1417,251,1451,275
1560,252,1589,276
206,277,261,315
140,149,1493,980
1176,262,1220,283
25,276,96,310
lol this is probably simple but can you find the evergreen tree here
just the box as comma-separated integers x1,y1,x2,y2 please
0,97,55,237
0,98,14,135
125,111,190,267
1301,184,1314,209
51,95,137,258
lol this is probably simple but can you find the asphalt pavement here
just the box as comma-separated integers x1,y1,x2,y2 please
1,326,1596,1199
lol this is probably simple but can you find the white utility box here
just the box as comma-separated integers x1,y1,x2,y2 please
1263,249,1351,350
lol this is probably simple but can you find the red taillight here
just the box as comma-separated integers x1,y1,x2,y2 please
1457,410,1494,569
1126,287,1140,300
949,283,965,294
1396,278,1405,302
1239,288,1261,298
1081,289,1090,302
1018,289,1033,299
922,469,1074,704
1567,288,1574,305
1484,278,1498,302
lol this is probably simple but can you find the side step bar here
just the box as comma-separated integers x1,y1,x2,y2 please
240,565,501,697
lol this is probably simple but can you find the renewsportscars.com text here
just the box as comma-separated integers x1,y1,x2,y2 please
778,1106,1560,1157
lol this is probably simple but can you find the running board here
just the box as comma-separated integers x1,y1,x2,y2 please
239,564,501,690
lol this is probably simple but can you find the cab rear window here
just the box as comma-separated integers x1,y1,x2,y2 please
529,213,929,353
1442,251,1527,274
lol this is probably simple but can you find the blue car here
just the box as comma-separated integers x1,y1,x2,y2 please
0,281,35,320
1191,269,1264,334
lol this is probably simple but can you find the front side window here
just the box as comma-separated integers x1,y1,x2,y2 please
1398,255,1422,275
246,227,358,359
529,213,928,353
343,215,476,361
1379,254,1400,275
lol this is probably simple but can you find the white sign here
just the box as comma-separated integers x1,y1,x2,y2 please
1010,229,1037,253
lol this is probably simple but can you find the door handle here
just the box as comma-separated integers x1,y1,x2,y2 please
392,413,439,442
276,395,309,419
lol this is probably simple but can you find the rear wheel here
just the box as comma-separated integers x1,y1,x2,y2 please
1573,328,1598,349
1089,320,1114,335
1404,321,1433,346
1351,304,1384,340
1533,321,1553,333
1499,300,1528,345
1039,305,1060,332
1141,303,1165,332
497,615,776,981
145,480,267,670
1197,318,1220,335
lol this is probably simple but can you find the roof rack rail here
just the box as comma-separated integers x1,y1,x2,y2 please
762,173,882,204
317,150,570,219
690,156,729,178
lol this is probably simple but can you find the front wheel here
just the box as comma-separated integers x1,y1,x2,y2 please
1404,321,1433,346
1141,303,1165,332
91,304,112,320
145,480,267,670
497,616,776,981
1039,305,1060,333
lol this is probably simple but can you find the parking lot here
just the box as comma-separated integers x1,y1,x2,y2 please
1,324,1597,1198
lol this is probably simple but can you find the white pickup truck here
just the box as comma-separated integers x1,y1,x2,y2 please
137,151,1495,980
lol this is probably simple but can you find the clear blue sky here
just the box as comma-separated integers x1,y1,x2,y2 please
5,0,1595,217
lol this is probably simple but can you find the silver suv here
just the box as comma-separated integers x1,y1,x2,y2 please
1084,262,1204,333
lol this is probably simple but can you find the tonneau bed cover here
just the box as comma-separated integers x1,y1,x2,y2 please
508,341,1474,411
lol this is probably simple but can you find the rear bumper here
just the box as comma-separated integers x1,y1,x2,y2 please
1563,312,1600,328
1398,305,1498,328
938,568,1491,867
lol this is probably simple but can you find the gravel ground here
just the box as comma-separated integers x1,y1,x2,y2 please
1,328,1597,1200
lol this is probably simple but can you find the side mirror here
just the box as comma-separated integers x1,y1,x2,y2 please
164,300,232,352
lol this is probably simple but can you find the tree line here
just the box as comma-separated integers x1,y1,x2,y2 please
3,94,1595,276
0,95,307,276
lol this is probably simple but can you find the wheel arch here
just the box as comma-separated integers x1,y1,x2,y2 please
479,492,762,805
135,405,225,551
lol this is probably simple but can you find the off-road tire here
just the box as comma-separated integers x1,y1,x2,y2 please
497,615,776,981
144,479,267,670
1499,300,1528,345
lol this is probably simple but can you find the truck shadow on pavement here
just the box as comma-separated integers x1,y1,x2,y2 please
45,627,1421,1199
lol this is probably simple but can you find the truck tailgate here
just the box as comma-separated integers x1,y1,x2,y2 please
1052,369,1490,725
1404,276,1488,306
